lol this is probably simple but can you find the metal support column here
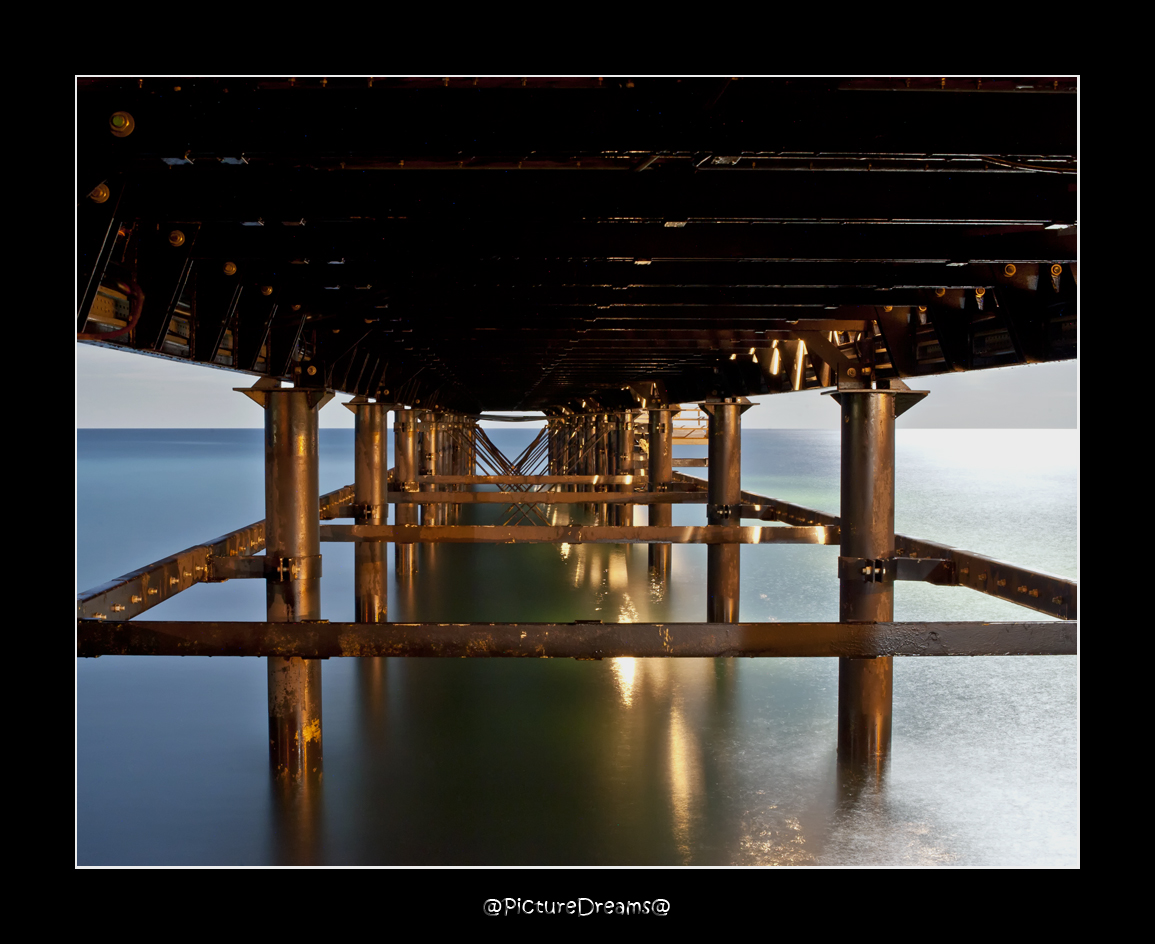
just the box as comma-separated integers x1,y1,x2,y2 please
420,411,438,525
703,398,751,622
239,379,330,779
347,396,390,623
618,411,635,527
394,407,419,576
596,413,610,523
648,407,674,577
833,382,927,763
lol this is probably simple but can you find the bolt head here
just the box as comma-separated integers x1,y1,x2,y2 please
168,229,186,247
260,285,273,296
307,365,318,376
934,288,946,297
88,183,110,203
1004,263,1017,277
109,111,135,136
1051,264,1063,276
223,261,237,276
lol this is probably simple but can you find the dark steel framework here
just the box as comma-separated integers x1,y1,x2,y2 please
77,77,1078,774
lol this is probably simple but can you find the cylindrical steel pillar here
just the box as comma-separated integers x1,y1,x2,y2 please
838,390,897,762
419,411,438,525
648,407,674,576
353,399,389,623
706,401,743,623
596,413,610,523
618,411,635,527
394,407,419,575
264,388,324,779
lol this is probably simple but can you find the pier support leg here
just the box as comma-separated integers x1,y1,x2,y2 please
256,383,328,779
349,397,389,623
835,388,896,763
596,413,610,523
618,411,635,527
648,407,673,578
703,399,750,622
394,408,418,576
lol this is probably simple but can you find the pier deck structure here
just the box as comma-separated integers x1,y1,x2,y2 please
77,77,1077,778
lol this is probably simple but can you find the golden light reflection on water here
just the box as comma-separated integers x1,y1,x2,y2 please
667,703,702,864
610,657,636,706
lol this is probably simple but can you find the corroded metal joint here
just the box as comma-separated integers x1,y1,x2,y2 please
270,554,323,582
838,556,894,584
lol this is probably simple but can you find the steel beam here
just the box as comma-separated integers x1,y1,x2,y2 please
247,381,329,780
832,384,926,763
78,619,1078,659
648,408,674,577
348,398,390,623
394,408,419,575
703,399,750,622
322,523,835,545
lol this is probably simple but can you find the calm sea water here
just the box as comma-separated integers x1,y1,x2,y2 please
76,428,1078,866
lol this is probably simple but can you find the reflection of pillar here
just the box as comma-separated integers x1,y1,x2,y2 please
257,382,327,779
648,407,673,577
348,397,389,623
703,399,749,623
833,383,925,763
394,407,418,576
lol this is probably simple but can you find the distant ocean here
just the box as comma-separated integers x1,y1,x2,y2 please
76,428,1077,866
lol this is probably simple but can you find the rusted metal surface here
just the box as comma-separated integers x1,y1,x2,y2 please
351,399,389,622
320,523,838,545
77,519,266,620
703,400,748,623
77,619,1078,659
380,490,705,504
836,387,903,761
679,471,1076,619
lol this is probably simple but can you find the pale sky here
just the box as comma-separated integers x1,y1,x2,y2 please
75,342,1078,430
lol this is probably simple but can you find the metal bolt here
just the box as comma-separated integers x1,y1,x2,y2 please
109,111,135,137
1004,264,1017,277
978,573,988,581
1050,264,1062,276
918,305,927,312
307,365,318,376
1017,585,1027,593
883,305,893,312
846,367,857,377
131,595,142,604
1052,596,1063,605
292,304,301,311
111,603,125,612
169,576,179,586
997,578,1007,587
168,229,185,247
974,287,985,297
261,285,273,296
934,288,946,297
1029,589,1039,598
223,262,237,276
147,587,158,595
88,183,110,203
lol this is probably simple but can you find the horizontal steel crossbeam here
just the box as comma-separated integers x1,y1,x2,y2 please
77,619,1078,659
319,524,838,545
